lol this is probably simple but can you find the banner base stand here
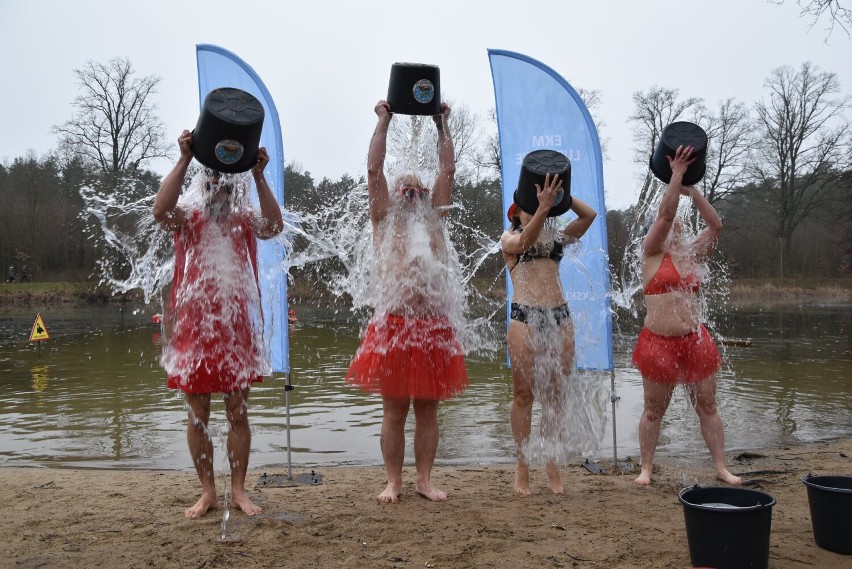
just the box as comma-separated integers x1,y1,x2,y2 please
581,458,638,475
256,470,323,488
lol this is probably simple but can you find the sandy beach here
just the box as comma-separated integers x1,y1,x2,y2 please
2,437,849,568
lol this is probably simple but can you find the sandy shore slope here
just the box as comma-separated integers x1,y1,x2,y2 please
2,438,850,568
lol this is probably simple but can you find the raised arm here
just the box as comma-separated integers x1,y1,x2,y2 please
431,103,456,213
152,130,192,231
367,100,392,226
501,173,562,256
643,145,696,256
562,196,597,240
688,186,723,259
251,147,284,239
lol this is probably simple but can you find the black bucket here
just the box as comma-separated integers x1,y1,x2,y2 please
512,149,572,218
649,121,707,186
679,485,776,569
191,87,264,174
387,62,441,116
802,474,852,554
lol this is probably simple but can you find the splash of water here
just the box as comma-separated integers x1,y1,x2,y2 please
220,443,231,540
282,182,504,357
612,176,733,375
79,179,173,305
504,228,610,462
518,319,609,463
157,171,271,385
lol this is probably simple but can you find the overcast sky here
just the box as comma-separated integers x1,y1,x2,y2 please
1,0,849,209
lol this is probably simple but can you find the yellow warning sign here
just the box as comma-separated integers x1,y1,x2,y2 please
30,313,50,342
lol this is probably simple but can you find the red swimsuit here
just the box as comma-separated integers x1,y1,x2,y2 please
632,252,721,383
643,252,701,295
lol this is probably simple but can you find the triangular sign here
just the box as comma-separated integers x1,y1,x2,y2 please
30,313,50,342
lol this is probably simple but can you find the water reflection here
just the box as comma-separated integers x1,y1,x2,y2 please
0,304,850,469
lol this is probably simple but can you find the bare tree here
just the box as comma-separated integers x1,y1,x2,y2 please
629,86,705,207
769,0,852,39
630,86,707,166
53,57,170,173
476,108,502,179
701,98,755,204
752,62,852,270
577,88,609,160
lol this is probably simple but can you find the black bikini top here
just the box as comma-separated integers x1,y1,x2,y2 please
509,228,565,272
519,240,564,264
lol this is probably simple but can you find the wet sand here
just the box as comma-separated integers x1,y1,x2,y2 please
1,437,849,568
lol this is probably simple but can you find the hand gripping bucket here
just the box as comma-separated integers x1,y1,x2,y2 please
802,474,852,554
679,485,776,569
512,150,573,218
191,87,264,174
649,121,707,186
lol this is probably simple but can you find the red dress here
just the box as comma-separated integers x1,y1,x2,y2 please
162,210,267,393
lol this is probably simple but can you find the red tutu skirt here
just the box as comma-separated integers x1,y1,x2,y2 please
631,325,721,384
166,353,263,394
345,314,468,400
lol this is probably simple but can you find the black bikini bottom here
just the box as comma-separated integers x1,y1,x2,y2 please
510,303,571,327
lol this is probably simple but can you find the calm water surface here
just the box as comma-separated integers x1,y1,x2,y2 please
1,304,850,470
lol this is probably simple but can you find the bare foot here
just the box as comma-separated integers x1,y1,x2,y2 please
185,491,218,519
231,490,262,516
716,468,742,485
514,464,530,495
634,467,652,486
415,481,448,502
376,481,402,504
546,462,564,494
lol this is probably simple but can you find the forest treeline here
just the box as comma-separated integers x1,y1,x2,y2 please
1,55,851,286
2,155,849,286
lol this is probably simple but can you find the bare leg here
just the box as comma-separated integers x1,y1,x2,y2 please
511,386,533,495
413,398,446,501
545,461,563,494
635,378,675,485
185,393,218,518
377,397,409,503
508,321,535,495
689,376,742,485
540,382,565,495
225,389,262,515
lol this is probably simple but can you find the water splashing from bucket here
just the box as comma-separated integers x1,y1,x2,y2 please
612,177,732,366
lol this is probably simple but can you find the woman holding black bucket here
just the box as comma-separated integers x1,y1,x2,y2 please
501,150,599,495
632,143,741,486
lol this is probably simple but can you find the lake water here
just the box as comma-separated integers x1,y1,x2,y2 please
1,303,850,471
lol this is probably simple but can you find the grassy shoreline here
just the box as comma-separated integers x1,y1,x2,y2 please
1,277,850,307
726,277,852,305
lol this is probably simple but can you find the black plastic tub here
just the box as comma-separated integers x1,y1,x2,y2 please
679,485,776,569
802,474,852,555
